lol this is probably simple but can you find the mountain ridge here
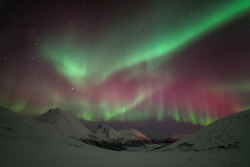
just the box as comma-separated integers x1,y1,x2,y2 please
160,109,250,152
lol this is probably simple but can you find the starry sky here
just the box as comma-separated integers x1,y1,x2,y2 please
0,0,250,134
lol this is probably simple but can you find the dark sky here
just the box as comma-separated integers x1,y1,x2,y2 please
0,0,250,135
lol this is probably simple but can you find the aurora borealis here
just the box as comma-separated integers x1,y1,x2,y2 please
0,0,250,131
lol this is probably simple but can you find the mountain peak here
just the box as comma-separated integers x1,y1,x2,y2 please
48,108,61,112
47,108,64,115
95,124,122,141
35,108,95,139
97,124,105,129
97,124,113,129
35,108,67,125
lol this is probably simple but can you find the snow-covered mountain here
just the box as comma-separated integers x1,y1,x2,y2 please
0,107,56,137
93,124,151,145
118,128,151,142
35,108,97,140
94,124,123,141
161,109,250,152
0,107,94,149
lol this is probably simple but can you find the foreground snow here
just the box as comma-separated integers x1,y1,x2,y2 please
1,140,249,167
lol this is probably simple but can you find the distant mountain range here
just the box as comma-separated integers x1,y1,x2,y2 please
1,106,250,153
95,124,150,142
0,107,152,151
36,108,151,146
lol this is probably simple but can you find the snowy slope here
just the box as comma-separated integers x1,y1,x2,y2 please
94,124,123,141
0,107,94,148
0,107,58,137
118,128,151,142
35,108,97,140
161,109,250,152
0,107,124,151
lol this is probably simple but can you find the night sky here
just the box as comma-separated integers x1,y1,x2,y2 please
0,0,250,134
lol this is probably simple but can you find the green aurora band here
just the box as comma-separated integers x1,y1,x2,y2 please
41,0,250,84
